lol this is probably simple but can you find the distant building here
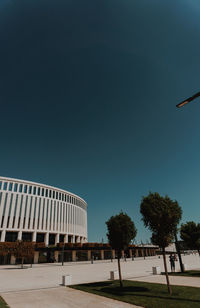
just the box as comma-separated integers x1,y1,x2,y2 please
0,176,87,245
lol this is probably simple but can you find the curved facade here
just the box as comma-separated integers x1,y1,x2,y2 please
0,176,87,245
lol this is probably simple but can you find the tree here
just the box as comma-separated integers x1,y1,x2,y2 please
180,221,200,254
0,242,13,264
12,241,35,268
140,192,182,295
0,241,35,267
106,212,137,288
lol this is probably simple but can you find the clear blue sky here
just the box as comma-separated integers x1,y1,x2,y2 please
0,0,200,243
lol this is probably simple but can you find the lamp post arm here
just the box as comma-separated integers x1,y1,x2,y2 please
176,91,200,108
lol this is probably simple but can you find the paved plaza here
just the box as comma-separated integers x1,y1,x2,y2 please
0,254,200,308
1,287,140,308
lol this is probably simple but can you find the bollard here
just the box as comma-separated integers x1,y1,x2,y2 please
110,271,118,280
152,266,161,275
62,275,72,286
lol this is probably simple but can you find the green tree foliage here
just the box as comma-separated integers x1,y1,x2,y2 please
0,241,35,268
12,240,35,268
180,221,200,253
106,212,137,288
140,192,182,295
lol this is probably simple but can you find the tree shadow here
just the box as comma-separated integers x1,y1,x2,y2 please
79,281,113,288
100,285,149,295
128,292,200,304
86,283,200,304
0,266,29,270
188,273,200,277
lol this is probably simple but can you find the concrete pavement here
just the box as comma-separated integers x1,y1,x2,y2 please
0,254,200,308
2,287,141,308
0,254,199,293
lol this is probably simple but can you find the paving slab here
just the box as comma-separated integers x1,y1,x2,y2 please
2,287,142,308
0,254,199,293
0,254,200,308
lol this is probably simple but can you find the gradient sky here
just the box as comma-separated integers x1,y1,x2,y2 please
0,0,200,243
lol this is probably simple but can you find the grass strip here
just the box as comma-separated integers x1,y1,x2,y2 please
70,280,200,308
0,296,9,308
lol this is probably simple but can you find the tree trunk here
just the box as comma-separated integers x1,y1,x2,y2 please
174,232,184,273
117,255,123,288
21,257,24,269
162,247,172,295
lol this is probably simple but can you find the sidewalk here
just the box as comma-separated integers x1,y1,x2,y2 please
0,254,199,308
2,287,142,308
0,254,199,293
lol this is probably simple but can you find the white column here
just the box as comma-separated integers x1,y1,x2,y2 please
10,255,16,265
60,203,63,232
54,201,58,232
38,199,44,230
67,204,70,234
75,206,77,235
0,192,6,227
29,196,35,230
79,208,81,235
64,234,68,243
55,233,59,244
63,203,66,233
73,205,75,235
32,231,36,242
34,197,40,230
8,193,16,229
14,194,22,229
45,233,49,246
70,204,72,235
71,204,73,235
17,230,22,240
85,211,87,238
58,201,61,232
2,193,11,229
24,195,31,229
0,230,6,242
80,209,83,236
19,195,27,230
53,201,56,231
34,251,39,264
46,200,51,232
50,200,54,231
62,203,65,232
73,206,75,235
71,205,73,235
42,198,47,230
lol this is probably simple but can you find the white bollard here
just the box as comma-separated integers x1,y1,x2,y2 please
152,266,161,275
110,271,118,280
62,275,72,286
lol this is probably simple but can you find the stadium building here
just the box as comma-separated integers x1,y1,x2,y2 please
0,176,87,246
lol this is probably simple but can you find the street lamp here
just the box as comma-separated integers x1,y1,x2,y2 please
176,91,200,108
174,231,184,273
175,94,198,271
